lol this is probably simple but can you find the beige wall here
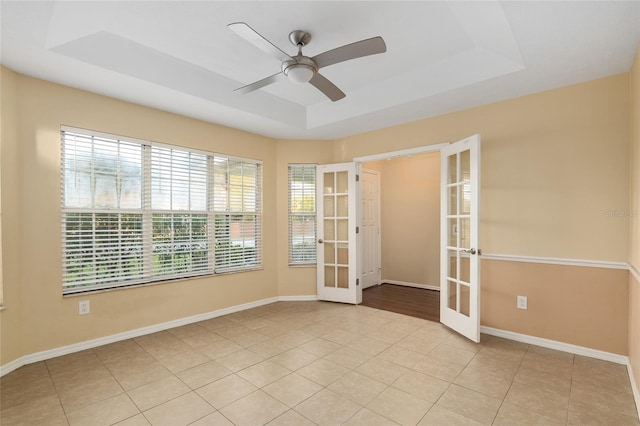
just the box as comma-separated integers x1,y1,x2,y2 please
483,260,628,354
336,75,630,262
0,64,635,367
276,139,333,297
628,45,640,393
335,74,630,354
364,153,440,287
1,70,279,364
0,67,23,366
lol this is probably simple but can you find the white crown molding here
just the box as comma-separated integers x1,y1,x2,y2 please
481,253,629,270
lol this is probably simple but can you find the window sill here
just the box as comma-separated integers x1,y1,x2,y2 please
288,263,317,268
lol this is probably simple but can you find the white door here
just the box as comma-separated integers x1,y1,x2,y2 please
361,169,381,289
317,163,360,304
440,134,481,342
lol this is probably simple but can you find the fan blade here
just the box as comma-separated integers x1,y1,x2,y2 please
309,73,346,102
228,22,292,62
235,72,284,94
312,36,386,69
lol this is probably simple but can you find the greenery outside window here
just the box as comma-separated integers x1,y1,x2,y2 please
61,127,262,294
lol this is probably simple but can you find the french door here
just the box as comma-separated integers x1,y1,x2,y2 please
440,134,481,342
316,163,360,304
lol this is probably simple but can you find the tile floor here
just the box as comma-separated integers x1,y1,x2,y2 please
1,301,638,426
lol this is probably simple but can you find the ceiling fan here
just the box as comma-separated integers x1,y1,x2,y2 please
228,22,387,102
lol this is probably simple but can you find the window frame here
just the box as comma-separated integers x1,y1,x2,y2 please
61,126,263,295
288,163,318,266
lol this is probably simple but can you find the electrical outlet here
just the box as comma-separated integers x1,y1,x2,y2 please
517,295,528,310
79,300,90,315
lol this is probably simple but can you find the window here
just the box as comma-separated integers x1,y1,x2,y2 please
288,164,317,265
61,127,262,294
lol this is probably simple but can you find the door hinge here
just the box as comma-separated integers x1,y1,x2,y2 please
356,226,359,234
356,278,360,286
356,174,360,182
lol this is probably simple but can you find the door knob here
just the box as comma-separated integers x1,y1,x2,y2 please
318,239,323,244
462,248,476,255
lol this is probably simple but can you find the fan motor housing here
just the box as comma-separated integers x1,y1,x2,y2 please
282,56,318,83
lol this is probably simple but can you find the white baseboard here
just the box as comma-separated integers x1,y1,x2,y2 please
480,325,628,364
0,296,278,377
627,360,640,421
277,295,318,302
383,280,440,292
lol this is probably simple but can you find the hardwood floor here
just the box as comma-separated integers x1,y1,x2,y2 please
361,283,440,322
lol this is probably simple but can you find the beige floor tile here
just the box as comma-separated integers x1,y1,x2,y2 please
344,408,400,425
189,411,234,426
377,345,424,369
295,388,362,425
166,323,208,339
0,362,49,388
367,386,432,426
570,380,638,418
513,364,572,393
267,409,317,426
198,316,236,331
453,367,513,400
211,324,252,339
127,375,190,411
463,351,521,381
322,329,361,346
248,338,295,357
181,331,224,349
347,336,391,356
156,349,210,374
568,398,640,426
418,405,484,426
236,360,291,388
215,348,264,372
504,380,569,421
111,361,173,391
198,339,244,359
58,375,124,413
327,371,388,406
395,335,440,355
143,392,214,426
323,346,371,370
572,356,632,393
67,393,139,426
299,338,342,357
391,370,449,403
0,394,68,426
227,330,271,347
494,401,566,426
196,374,258,409
297,358,349,386
0,372,57,410
270,348,319,371
274,330,316,346
114,413,151,426
142,339,192,360
104,351,158,375
45,350,102,376
413,354,466,382
220,390,288,425
243,317,278,331
50,363,113,392
93,340,147,363
356,357,407,385
430,344,477,366
437,384,502,425
176,360,231,390
264,372,323,407
442,333,484,353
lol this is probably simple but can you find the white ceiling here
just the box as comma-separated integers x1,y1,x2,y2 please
1,1,639,140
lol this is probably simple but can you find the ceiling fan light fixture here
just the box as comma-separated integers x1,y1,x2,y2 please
284,63,316,83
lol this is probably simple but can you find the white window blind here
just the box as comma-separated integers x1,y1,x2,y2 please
61,128,262,294
288,164,317,265
213,157,262,272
